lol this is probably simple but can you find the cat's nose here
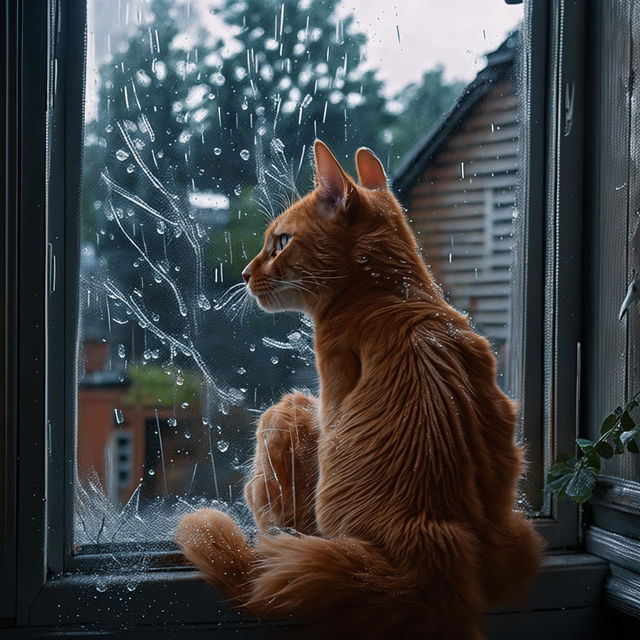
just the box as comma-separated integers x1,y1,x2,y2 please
242,267,251,283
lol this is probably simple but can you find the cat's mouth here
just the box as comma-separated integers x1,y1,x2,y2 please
253,290,286,312
250,282,304,313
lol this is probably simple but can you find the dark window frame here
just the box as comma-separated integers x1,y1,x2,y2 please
2,0,601,632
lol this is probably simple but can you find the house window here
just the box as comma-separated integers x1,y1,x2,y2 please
75,0,530,561
5,0,590,630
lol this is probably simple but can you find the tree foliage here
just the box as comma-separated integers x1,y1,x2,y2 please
388,67,465,168
80,0,467,410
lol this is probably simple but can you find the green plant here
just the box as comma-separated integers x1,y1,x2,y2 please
124,364,200,408
546,391,640,503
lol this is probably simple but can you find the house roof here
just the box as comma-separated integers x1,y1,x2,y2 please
392,31,519,201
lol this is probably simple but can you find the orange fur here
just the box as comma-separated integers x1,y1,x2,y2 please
176,141,545,638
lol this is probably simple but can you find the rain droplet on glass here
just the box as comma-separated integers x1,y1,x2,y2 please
197,294,211,310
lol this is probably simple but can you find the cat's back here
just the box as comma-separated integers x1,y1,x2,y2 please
360,299,520,482
316,301,490,526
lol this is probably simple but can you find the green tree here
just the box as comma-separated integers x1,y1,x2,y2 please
79,0,467,412
186,0,393,192
387,67,465,171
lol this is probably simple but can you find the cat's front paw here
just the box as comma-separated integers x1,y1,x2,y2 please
245,392,319,534
264,391,318,424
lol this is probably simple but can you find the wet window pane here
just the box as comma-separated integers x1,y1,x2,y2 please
76,0,524,554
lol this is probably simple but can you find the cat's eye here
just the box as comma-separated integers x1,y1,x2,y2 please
276,234,291,252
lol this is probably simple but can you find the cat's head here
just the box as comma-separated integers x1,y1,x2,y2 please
242,140,429,316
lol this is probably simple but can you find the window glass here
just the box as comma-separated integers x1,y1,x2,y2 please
76,0,524,558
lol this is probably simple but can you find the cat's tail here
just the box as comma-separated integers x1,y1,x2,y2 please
250,529,415,616
177,509,483,639
176,508,256,609
251,527,486,638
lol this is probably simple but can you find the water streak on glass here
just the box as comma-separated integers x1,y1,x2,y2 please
76,0,525,570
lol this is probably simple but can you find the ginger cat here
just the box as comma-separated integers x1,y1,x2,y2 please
176,140,544,639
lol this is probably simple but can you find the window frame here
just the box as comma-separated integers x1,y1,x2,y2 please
515,0,586,549
3,0,598,631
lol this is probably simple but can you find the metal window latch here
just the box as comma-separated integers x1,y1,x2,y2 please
619,270,640,320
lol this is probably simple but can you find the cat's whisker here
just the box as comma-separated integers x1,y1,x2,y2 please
299,273,347,281
283,274,344,292
236,295,248,324
256,194,275,215
256,202,276,223
258,210,275,224
272,188,293,209
255,194,276,222
215,293,244,313
275,280,314,295
263,290,279,311
272,196,289,213
218,286,250,320
292,275,339,287
298,266,345,275
214,284,247,311
217,281,246,298
238,290,256,325
288,278,328,292
218,281,246,295
229,289,251,322
298,268,348,280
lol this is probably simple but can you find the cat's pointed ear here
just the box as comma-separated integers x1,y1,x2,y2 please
313,140,353,218
355,147,387,190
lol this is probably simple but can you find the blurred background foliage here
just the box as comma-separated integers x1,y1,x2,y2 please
81,0,466,425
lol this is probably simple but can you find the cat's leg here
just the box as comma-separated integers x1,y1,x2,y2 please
245,391,319,535
482,512,545,608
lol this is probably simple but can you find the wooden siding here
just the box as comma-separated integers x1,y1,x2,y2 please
407,78,519,362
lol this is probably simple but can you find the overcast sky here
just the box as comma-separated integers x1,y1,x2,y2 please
342,0,523,92
86,0,523,119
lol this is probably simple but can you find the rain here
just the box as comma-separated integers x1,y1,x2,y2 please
76,0,523,584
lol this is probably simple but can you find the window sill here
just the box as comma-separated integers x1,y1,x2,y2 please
1,553,608,638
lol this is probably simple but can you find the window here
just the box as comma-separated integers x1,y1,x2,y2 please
4,0,593,631
75,0,528,559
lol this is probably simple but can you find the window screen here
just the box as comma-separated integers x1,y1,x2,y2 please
75,0,525,567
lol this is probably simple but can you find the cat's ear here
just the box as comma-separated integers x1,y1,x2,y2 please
313,140,354,219
355,147,387,190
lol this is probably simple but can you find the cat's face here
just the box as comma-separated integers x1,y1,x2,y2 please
242,141,418,315
241,189,350,314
